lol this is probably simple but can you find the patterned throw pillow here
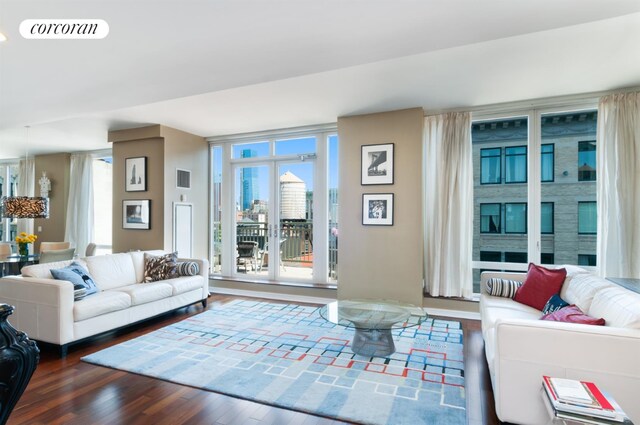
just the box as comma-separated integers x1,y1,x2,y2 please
541,305,605,326
174,261,199,276
143,252,177,283
50,262,99,301
542,294,570,315
486,278,522,298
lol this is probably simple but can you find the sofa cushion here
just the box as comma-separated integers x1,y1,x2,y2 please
130,250,168,283
588,287,640,329
21,259,86,279
74,291,131,322
541,305,605,326
486,278,522,298
513,263,566,311
144,252,177,282
165,276,204,296
175,261,200,277
110,282,173,306
542,294,569,315
50,262,99,300
84,253,137,290
561,273,616,313
481,302,541,337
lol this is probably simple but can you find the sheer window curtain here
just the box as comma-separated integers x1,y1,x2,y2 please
423,112,473,298
65,154,94,256
596,92,640,279
17,158,35,237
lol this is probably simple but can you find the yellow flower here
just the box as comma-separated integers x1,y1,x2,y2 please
20,232,27,237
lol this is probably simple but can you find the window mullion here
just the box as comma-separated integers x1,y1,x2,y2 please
528,110,541,264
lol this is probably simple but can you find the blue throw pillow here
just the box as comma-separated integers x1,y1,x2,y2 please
542,294,569,315
51,262,98,301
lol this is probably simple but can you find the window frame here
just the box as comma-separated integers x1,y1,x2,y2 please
208,124,338,286
471,102,599,283
577,140,597,182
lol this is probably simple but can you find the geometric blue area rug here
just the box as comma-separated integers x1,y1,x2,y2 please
82,300,466,425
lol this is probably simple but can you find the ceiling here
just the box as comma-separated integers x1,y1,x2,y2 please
1,0,639,159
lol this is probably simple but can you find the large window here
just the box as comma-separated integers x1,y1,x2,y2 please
92,157,113,254
472,108,599,293
210,127,338,285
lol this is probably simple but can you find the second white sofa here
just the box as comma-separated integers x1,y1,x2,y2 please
480,266,640,425
0,250,209,356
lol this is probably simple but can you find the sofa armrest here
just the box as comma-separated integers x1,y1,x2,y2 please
0,276,75,345
178,257,210,299
493,318,640,424
480,271,526,295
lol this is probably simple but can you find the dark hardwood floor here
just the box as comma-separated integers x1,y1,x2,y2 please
8,295,500,425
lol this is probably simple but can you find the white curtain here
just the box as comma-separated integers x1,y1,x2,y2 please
65,154,94,256
596,92,640,279
17,158,35,237
423,112,473,298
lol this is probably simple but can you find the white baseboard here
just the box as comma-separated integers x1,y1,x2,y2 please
210,285,336,305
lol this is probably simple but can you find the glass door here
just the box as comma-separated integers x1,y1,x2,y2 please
232,160,315,282
276,160,314,281
233,164,271,278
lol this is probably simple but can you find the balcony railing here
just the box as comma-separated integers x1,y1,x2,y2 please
236,221,338,278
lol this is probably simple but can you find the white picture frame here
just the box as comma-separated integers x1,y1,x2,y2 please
123,199,151,230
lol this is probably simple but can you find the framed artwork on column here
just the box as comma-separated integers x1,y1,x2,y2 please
125,157,147,192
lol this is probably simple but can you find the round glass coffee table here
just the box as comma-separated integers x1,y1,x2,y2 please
319,299,428,357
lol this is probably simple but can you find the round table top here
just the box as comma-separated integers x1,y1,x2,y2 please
319,299,427,330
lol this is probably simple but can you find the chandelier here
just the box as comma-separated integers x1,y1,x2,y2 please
1,196,49,218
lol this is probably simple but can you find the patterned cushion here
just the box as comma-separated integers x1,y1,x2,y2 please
175,261,199,276
143,252,177,283
486,278,522,298
542,294,570,315
50,262,99,301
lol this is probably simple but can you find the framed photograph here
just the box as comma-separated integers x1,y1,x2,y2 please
362,193,394,226
123,200,151,229
361,143,394,185
125,157,147,192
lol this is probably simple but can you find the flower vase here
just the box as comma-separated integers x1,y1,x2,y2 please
18,243,29,257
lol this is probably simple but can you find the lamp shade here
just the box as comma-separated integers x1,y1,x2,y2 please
1,196,49,219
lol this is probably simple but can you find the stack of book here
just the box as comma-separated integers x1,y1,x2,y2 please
542,376,633,424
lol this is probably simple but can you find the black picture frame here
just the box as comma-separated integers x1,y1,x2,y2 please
122,199,151,230
125,156,147,192
361,143,394,185
362,193,394,226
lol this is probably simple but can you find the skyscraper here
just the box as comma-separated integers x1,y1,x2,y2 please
240,149,258,210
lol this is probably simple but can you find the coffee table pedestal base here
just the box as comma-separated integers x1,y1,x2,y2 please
352,328,395,357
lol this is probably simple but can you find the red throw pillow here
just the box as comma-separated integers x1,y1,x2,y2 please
513,263,567,311
541,305,605,326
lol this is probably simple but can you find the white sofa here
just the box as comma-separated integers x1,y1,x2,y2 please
480,266,640,425
0,251,209,356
